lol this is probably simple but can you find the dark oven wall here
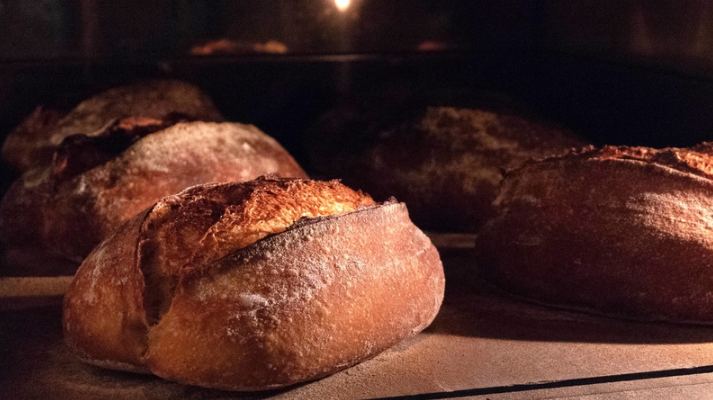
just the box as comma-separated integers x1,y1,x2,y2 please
3,1,713,195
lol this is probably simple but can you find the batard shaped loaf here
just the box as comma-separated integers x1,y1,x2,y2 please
2,79,224,171
476,144,713,323
0,119,307,265
335,106,587,232
63,177,445,391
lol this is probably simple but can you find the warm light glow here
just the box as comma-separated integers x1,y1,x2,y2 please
335,0,351,12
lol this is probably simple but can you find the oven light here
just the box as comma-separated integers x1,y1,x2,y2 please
335,0,350,12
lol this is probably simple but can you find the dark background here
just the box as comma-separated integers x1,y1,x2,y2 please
3,0,713,192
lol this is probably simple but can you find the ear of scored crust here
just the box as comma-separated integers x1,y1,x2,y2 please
52,116,191,182
518,144,713,181
138,177,375,326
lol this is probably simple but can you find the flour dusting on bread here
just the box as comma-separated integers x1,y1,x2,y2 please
63,177,444,391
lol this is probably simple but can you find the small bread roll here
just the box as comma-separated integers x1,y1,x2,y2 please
63,177,444,391
0,120,307,264
476,144,713,324
2,79,224,171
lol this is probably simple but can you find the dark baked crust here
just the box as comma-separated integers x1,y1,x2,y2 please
63,178,444,390
566,144,713,179
476,144,713,324
0,121,308,264
1,106,65,172
347,107,587,232
2,79,224,171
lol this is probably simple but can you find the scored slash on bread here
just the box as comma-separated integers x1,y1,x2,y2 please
63,176,445,391
476,143,713,324
2,79,225,172
0,120,308,265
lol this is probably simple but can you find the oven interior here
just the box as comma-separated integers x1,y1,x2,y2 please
3,1,713,398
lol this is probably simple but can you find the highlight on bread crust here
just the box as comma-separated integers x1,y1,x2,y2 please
475,143,713,324
2,79,224,171
0,121,308,264
63,177,445,391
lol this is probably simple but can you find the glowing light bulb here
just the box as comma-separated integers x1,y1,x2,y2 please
335,0,350,12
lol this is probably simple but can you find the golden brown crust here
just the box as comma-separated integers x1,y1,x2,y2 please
349,107,587,232
2,79,224,171
62,207,150,371
63,178,444,390
476,144,713,324
0,121,308,264
558,144,713,180
138,178,375,324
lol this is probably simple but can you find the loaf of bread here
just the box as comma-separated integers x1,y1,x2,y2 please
2,79,223,171
63,177,445,391
0,119,307,264
314,106,587,232
476,144,713,324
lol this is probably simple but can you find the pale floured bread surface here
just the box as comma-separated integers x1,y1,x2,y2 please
63,177,445,390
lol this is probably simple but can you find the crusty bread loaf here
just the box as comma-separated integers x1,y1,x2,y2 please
63,177,445,391
328,106,587,232
0,120,308,264
476,143,713,324
2,79,224,171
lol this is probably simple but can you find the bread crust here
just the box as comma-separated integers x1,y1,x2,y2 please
0,121,308,264
2,79,224,171
63,179,444,391
476,144,713,324
348,107,587,232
